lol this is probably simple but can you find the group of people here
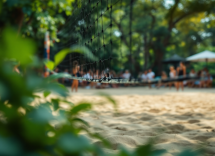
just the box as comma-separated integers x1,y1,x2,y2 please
188,68,213,88
137,63,186,91
53,61,213,92
143,62,213,91
158,62,186,91
54,62,121,92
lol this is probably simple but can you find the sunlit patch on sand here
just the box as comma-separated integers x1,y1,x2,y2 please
67,90,215,155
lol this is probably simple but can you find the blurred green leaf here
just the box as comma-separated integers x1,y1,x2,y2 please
56,109,67,123
0,28,36,65
43,82,69,97
54,46,98,68
28,105,54,123
90,133,111,148
70,45,98,61
61,100,74,106
72,117,90,127
0,82,8,101
0,137,22,156
44,60,55,71
70,103,92,116
54,48,71,66
51,99,59,111
135,144,153,156
151,149,167,156
43,90,51,98
22,119,45,141
92,145,107,156
47,73,71,81
58,133,92,153
118,146,134,156
177,150,201,156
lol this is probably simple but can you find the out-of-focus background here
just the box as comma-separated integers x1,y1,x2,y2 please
1,0,215,156
1,0,215,84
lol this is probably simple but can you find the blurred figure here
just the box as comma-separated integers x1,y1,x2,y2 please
51,68,59,82
89,70,95,89
200,68,208,88
188,69,196,87
83,70,91,79
110,70,118,88
169,66,176,89
95,70,103,89
119,71,124,79
71,61,79,92
147,69,155,80
81,71,87,87
62,69,69,85
141,70,148,81
138,72,142,80
194,70,202,88
83,70,92,89
123,70,131,79
157,71,168,88
161,71,168,79
147,69,155,88
189,69,196,77
123,70,131,87
176,62,186,91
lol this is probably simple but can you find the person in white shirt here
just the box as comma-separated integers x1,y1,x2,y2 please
169,66,176,89
123,70,131,87
147,69,155,80
83,71,91,79
147,69,155,88
123,70,131,79
141,70,148,81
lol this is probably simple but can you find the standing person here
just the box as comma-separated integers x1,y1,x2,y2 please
147,69,155,88
71,61,79,92
169,66,176,89
176,62,186,91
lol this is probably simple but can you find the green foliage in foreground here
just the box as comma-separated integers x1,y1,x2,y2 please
0,28,203,156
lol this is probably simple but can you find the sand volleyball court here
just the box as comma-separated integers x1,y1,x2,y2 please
66,88,215,155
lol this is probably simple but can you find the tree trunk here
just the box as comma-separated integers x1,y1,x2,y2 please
143,35,149,70
153,48,164,75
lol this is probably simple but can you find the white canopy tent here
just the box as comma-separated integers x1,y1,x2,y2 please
186,50,215,62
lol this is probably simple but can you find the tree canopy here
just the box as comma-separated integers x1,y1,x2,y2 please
1,0,215,74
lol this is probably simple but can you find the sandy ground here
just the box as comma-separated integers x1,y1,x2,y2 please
67,87,215,155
